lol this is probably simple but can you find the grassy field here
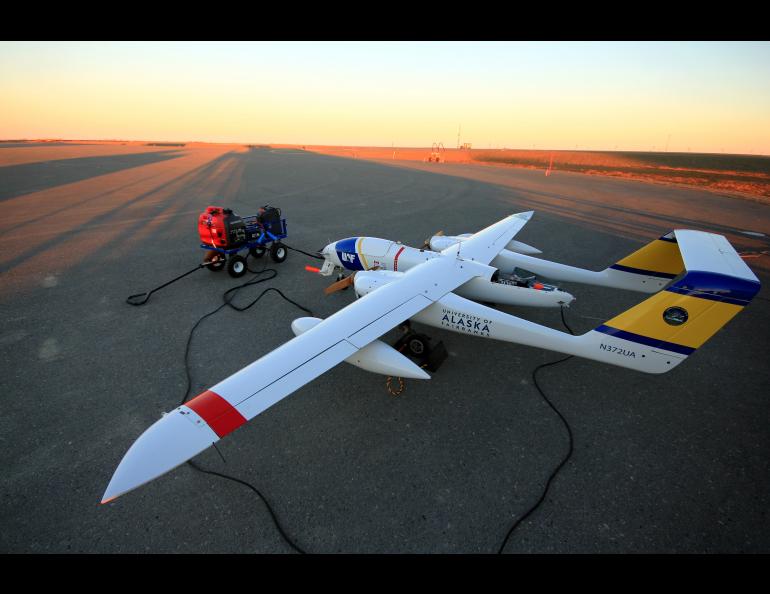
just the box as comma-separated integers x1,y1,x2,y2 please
472,150,770,201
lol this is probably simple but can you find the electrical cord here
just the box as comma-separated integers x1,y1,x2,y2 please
497,305,575,554
187,460,307,554
176,256,312,553
282,243,324,260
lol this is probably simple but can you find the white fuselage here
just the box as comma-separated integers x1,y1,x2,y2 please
322,236,574,308
352,270,682,374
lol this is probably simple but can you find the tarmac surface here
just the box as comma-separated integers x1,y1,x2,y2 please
1,146,769,553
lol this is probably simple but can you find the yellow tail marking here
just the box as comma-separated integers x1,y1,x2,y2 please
616,239,684,276
605,292,743,349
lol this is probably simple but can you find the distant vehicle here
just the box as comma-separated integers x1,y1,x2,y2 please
103,212,760,503
426,141,445,162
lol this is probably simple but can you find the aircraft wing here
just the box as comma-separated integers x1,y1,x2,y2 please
103,253,492,502
443,211,533,265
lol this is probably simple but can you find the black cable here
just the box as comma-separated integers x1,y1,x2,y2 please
187,460,307,554
283,243,324,260
497,305,575,554
178,260,315,406
176,255,313,553
126,263,208,305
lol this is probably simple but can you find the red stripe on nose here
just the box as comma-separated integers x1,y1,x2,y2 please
185,390,247,438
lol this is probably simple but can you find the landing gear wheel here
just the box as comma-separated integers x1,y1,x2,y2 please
227,254,248,278
206,253,225,272
270,242,288,263
407,334,430,357
249,246,266,259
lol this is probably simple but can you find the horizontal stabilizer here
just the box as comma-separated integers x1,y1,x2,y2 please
588,230,760,371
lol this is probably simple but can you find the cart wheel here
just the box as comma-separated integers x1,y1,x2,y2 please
249,246,266,259
227,255,248,278
206,253,225,272
407,334,430,357
270,243,288,263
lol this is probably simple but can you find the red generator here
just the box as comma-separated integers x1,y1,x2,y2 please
198,205,289,277
198,207,247,248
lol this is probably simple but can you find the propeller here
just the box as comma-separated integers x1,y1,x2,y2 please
324,266,380,295
422,230,444,249
324,272,356,295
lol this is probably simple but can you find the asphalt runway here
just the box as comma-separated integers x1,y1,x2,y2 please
1,146,769,553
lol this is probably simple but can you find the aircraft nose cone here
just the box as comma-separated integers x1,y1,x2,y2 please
101,407,219,504
320,243,336,259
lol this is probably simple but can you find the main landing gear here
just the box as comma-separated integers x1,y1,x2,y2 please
392,321,448,372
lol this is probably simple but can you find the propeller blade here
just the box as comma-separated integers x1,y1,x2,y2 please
422,230,444,249
324,273,355,295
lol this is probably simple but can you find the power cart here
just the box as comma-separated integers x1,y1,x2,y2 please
198,205,289,277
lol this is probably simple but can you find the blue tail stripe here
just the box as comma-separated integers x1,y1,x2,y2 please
667,270,760,305
595,325,696,356
609,263,678,279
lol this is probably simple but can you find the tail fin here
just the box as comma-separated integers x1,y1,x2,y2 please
583,230,760,373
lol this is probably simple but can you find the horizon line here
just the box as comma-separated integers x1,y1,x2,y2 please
1,138,768,158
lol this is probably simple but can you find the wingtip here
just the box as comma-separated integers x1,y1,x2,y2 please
415,368,431,380
100,408,220,505
101,480,124,505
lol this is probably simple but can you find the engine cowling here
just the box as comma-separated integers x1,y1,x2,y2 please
352,269,402,298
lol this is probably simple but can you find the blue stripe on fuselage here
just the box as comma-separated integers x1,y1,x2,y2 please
335,237,364,271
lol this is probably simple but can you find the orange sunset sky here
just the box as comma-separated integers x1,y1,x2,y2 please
2,41,770,154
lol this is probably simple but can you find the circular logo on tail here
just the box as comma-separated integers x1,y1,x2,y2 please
663,306,688,326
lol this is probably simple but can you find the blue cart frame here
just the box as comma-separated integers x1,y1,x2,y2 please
200,217,289,276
